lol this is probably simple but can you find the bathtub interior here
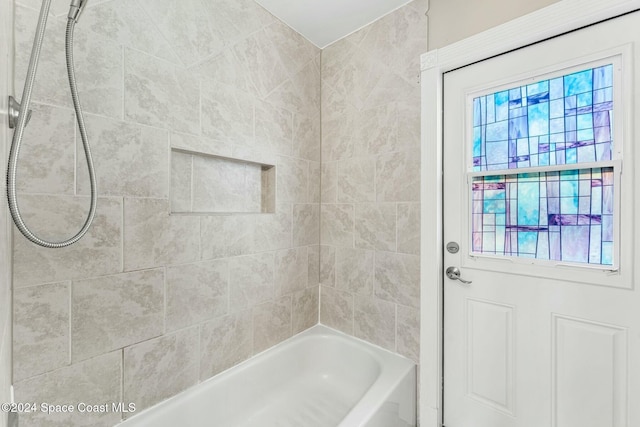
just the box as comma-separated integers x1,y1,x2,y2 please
117,325,415,427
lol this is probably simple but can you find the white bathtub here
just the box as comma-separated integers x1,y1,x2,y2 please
116,325,416,427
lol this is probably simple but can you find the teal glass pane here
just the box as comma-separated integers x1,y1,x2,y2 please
472,64,613,171
471,167,614,265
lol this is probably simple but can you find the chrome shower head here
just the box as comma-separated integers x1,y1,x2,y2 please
68,0,88,23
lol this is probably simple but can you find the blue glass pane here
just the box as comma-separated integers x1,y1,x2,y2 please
471,167,614,265
472,64,613,171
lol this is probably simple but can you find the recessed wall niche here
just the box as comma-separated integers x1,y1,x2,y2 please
170,148,276,214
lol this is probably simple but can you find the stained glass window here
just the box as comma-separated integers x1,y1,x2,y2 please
471,168,614,265
469,63,618,267
472,65,613,171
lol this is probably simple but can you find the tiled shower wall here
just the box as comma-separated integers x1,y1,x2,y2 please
319,0,426,363
11,0,320,425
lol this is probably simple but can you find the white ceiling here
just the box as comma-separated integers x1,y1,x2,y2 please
255,0,413,48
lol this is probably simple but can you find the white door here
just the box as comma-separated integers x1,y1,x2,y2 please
443,12,640,427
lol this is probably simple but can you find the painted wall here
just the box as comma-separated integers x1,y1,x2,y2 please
11,0,320,425
319,0,426,363
428,0,559,49
0,0,14,426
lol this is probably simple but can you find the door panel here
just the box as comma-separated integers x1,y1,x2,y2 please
443,11,640,427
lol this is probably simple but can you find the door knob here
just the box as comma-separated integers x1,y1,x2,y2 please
446,266,472,284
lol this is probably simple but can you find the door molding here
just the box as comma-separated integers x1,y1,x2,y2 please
419,1,640,425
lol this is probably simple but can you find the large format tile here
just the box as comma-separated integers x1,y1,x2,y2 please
13,196,122,288
307,245,320,286
292,286,318,334
374,251,420,308
275,247,308,296
277,156,308,203
354,203,396,251
200,311,253,380
15,6,123,119
321,204,354,248
336,247,374,296
293,204,319,246
376,150,420,202
201,80,254,146
253,296,292,353
170,151,192,212
14,103,75,195
124,48,199,132
124,198,200,271
72,269,164,361
13,282,70,381
166,260,228,332
337,157,376,203
397,203,420,254
200,214,255,259
82,0,179,64
77,114,169,198
397,304,420,362
319,245,336,287
229,253,274,312
354,295,396,351
137,0,221,66
321,162,338,203
319,285,353,335
124,328,199,414
13,352,122,427
255,101,293,155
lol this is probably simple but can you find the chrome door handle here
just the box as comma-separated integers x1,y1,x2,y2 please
446,266,472,284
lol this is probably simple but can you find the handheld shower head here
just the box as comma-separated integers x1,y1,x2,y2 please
68,0,88,23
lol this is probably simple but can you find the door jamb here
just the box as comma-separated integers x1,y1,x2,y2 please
419,1,640,426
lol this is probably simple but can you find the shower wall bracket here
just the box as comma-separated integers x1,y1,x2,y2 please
7,96,32,129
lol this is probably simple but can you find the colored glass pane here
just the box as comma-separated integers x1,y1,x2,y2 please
472,64,614,171
471,167,614,265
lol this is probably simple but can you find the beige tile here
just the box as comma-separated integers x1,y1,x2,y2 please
320,245,336,287
170,131,234,159
293,204,319,247
397,203,420,255
277,156,309,203
354,295,396,351
289,60,321,117
253,204,292,252
124,48,199,132
321,204,354,247
356,103,399,155
200,311,253,380
13,196,122,288
200,214,254,259
72,269,164,362
15,103,75,195
275,247,308,296
264,19,317,75
307,245,320,286
15,6,123,118
336,247,374,296
136,0,221,66
337,157,376,203
255,101,293,156
77,114,169,198
397,304,420,362
124,328,199,414
374,251,420,308
292,286,319,334
201,80,254,146
13,283,70,381
13,352,121,427
253,296,292,353
170,151,192,212
308,161,321,203
320,285,353,335
365,69,419,111
192,156,252,213
321,161,338,204
124,198,200,271
321,36,357,82
321,88,357,161
376,150,420,202
191,48,255,95
354,203,397,251
82,0,180,63
229,253,275,312
233,29,288,98
294,114,321,162
166,260,228,332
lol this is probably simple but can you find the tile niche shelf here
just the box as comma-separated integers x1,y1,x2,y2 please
170,148,276,214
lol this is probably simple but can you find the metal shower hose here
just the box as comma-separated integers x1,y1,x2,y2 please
7,0,97,248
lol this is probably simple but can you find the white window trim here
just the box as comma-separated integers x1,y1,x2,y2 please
419,1,640,426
